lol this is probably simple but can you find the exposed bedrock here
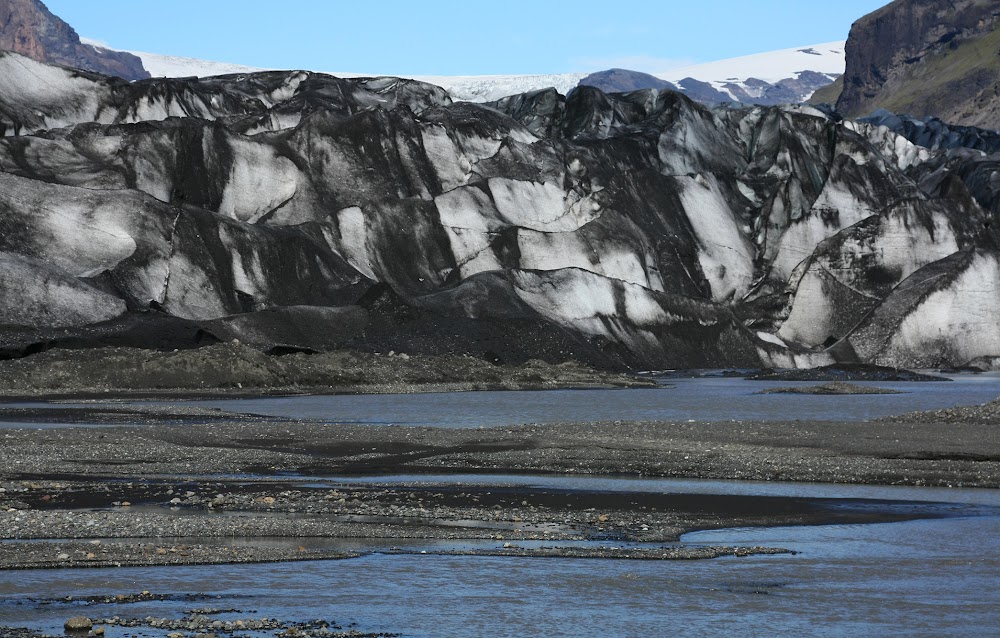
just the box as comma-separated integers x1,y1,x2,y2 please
0,0,149,80
836,0,1000,129
1,51,998,369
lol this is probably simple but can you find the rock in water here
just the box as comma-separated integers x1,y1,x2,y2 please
63,617,93,632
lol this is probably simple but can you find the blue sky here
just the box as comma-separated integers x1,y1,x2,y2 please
45,0,889,75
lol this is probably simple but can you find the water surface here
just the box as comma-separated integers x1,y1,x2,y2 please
3,513,998,637
6,374,996,429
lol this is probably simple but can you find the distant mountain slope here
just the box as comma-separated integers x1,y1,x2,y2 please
657,41,845,99
0,0,148,80
82,40,266,78
837,0,1000,128
88,38,844,106
576,69,674,94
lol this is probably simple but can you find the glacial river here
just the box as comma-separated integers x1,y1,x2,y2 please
4,372,996,429
2,376,999,636
2,476,999,637
137,373,1000,426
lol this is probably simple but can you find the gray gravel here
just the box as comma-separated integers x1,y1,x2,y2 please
0,344,655,399
757,382,904,395
1,394,998,570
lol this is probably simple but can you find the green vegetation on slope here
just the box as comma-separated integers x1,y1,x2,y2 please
877,27,1000,121
808,76,843,106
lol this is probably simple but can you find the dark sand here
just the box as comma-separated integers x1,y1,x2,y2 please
0,344,656,400
2,394,999,573
756,381,904,395
3,391,999,637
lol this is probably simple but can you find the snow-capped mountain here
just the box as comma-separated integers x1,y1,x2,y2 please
80,38,843,105
80,39,583,103
80,39,269,78
658,41,844,98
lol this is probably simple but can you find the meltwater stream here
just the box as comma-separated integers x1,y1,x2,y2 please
6,373,1000,429
3,377,1000,635
3,478,1000,638
132,374,1000,426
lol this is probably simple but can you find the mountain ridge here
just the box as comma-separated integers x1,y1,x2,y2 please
0,0,148,80
837,0,1000,129
81,37,844,106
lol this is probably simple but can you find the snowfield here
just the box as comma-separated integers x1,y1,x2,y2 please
81,38,844,103
659,41,845,97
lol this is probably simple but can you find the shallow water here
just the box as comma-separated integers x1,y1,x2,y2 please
3,377,999,635
282,472,1000,507
6,373,998,429
3,478,999,637
3,518,998,637
130,374,1000,426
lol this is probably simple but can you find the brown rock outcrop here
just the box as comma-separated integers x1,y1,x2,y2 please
0,0,148,80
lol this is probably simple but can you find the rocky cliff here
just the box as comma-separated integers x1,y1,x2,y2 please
837,0,1000,128
1,51,999,369
0,0,148,80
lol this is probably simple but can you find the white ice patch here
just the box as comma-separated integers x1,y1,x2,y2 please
876,211,960,277
436,186,505,278
886,253,1000,365
675,174,755,302
217,138,299,223
511,269,618,338
770,163,881,281
413,73,586,103
162,251,229,319
0,251,126,328
444,226,503,277
756,345,835,370
489,178,597,232
267,72,309,105
513,268,672,329
4,186,141,277
599,251,656,288
779,202,965,346
622,285,669,325
756,331,787,347
516,230,594,272
849,122,932,171
449,129,503,166
0,53,111,133
778,270,843,345
421,125,470,191
336,206,376,280
217,228,268,300
435,186,503,234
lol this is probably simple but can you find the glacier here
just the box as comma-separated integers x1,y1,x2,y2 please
80,37,844,107
1,50,998,370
